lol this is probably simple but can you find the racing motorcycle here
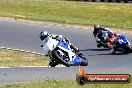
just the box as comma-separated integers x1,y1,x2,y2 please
110,34,132,54
42,37,88,67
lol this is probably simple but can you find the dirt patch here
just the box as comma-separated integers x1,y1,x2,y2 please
0,17,132,34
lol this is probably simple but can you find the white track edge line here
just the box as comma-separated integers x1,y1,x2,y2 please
0,47,45,56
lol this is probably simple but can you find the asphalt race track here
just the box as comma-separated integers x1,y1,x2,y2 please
0,20,132,83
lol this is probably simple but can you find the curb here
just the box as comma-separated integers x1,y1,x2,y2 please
0,47,66,67
0,47,45,56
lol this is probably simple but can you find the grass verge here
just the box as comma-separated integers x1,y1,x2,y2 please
0,48,48,66
0,80,131,88
0,0,132,29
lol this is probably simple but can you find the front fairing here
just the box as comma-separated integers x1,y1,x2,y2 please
56,41,81,64
71,56,82,66
114,36,127,48
57,41,75,61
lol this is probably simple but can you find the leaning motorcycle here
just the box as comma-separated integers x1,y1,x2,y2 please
111,34,132,54
42,37,88,67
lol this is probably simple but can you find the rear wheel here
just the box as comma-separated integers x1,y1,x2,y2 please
54,50,71,67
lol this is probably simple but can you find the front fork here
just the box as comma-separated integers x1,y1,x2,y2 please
48,51,58,65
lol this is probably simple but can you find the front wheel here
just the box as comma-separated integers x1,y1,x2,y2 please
123,45,132,54
54,50,71,67
78,53,88,66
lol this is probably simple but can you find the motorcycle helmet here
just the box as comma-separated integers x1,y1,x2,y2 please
94,24,101,29
108,31,113,38
40,31,49,41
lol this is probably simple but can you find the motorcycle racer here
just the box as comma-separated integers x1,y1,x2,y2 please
93,24,114,48
40,31,79,55
39,31,88,67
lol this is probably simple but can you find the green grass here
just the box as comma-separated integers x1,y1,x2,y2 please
0,0,132,29
0,80,131,88
0,48,48,66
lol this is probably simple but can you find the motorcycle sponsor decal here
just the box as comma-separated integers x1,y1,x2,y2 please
76,66,131,85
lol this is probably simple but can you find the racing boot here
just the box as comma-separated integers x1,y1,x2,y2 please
97,43,102,48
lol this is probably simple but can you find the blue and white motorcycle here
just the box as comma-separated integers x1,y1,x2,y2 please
112,34,132,54
42,37,88,67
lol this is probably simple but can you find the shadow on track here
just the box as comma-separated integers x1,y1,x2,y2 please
86,53,128,56
80,48,110,51
97,53,126,56
80,48,132,56
80,48,130,56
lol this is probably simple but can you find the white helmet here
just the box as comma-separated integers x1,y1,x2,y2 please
40,31,49,41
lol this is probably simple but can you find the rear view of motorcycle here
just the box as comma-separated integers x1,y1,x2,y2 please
93,25,113,49
93,25,132,55
112,34,132,54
